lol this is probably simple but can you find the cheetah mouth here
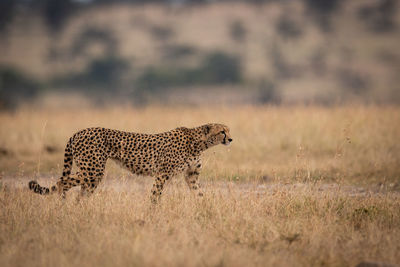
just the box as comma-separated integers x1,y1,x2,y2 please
222,140,230,146
222,137,231,146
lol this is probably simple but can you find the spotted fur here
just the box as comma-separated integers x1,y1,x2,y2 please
28,123,232,202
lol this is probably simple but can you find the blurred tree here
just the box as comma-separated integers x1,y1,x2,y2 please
39,0,76,34
70,27,117,58
358,0,397,33
2,0,78,35
136,51,242,91
0,66,40,110
85,56,129,87
56,55,130,92
162,44,197,60
200,52,242,84
150,25,174,42
0,0,16,33
257,79,280,104
337,68,369,96
230,20,247,43
269,44,298,79
275,14,303,40
303,0,343,32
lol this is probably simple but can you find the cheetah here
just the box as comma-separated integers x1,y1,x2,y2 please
28,123,232,202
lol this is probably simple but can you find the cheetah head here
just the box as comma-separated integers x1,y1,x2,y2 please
202,123,233,146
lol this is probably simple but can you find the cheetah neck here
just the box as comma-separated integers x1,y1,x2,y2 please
190,126,215,154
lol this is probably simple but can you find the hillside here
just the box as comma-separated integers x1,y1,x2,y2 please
0,1,399,106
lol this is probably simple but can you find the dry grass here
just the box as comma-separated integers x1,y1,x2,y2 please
1,179,399,267
0,105,400,267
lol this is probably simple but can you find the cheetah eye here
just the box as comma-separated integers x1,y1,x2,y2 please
220,131,225,134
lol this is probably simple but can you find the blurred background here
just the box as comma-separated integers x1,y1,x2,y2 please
0,0,399,109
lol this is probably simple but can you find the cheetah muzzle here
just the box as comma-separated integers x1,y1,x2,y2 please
28,123,232,203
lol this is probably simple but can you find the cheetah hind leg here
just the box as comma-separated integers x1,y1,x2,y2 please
78,175,103,200
79,183,97,198
55,172,84,198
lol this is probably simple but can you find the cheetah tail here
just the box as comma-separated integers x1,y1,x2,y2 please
28,180,57,195
28,137,74,196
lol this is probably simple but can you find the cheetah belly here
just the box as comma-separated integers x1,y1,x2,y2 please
111,156,157,177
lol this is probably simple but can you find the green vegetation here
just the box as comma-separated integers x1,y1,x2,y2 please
137,52,242,91
0,66,41,110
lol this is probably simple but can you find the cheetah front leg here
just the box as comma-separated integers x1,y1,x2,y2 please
185,161,204,197
150,174,170,204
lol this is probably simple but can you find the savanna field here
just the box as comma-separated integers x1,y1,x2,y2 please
0,105,399,267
